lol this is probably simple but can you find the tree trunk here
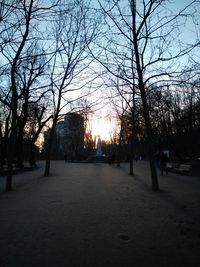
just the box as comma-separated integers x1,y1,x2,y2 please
44,122,56,176
44,140,52,176
5,0,34,191
29,142,37,167
117,127,122,167
140,88,159,190
129,91,136,176
129,156,133,175
6,99,17,191
44,155,51,176
6,161,13,191
129,131,134,175
16,117,24,169
131,0,159,190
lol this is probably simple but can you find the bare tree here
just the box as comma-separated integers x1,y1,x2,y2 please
6,0,36,190
151,78,200,161
0,0,56,191
89,0,198,190
107,76,135,171
44,0,96,176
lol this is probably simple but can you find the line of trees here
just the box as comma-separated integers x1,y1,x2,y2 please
108,77,200,162
0,0,199,192
88,0,200,190
0,0,55,190
0,0,98,190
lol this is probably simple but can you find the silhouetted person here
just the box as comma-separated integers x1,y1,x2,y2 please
109,153,115,164
155,152,160,168
64,154,67,162
160,152,168,176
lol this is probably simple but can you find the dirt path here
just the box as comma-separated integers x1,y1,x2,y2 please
0,161,200,266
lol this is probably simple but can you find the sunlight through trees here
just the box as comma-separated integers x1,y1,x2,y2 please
0,0,200,191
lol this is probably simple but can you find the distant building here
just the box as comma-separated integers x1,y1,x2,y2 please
44,113,84,160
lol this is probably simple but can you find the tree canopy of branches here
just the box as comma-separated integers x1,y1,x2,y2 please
0,0,98,189
43,0,97,176
0,0,200,192
0,0,55,190
88,0,199,190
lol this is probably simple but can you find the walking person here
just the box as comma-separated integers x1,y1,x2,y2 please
160,152,168,176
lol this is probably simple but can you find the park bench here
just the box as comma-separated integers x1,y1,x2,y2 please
166,162,173,170
173,164,191,175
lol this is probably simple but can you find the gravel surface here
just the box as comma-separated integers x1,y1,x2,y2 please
0,160,200,267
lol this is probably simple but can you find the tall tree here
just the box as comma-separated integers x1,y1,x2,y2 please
0,0,56,191
91,0,198,190
44,0,96,176
6,0,35,191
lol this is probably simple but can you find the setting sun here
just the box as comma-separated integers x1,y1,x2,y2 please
91,116,115,142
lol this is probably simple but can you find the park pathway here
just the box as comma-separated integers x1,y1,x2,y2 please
0,160,200,266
